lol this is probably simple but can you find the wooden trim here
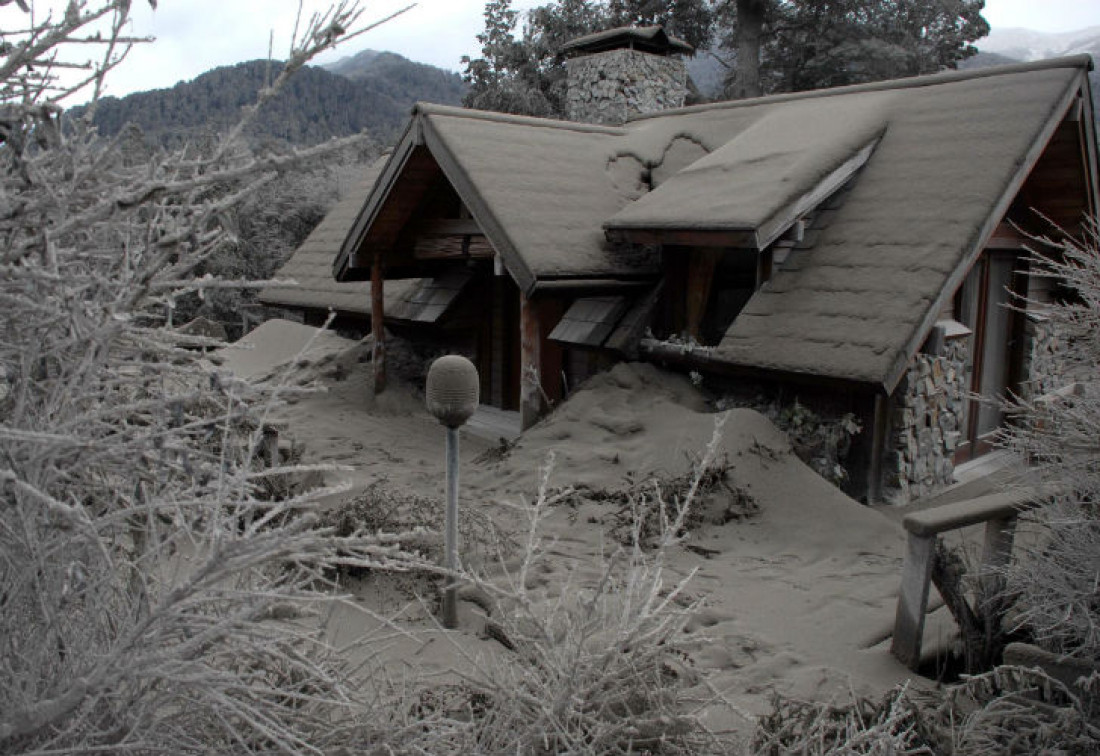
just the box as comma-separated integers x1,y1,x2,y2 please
1077,75,1100,221
336,123,421,279
606,227,758,248
882,74,1083,394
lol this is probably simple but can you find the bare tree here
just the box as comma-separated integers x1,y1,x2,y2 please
997,222,1100,661
0,3,429,754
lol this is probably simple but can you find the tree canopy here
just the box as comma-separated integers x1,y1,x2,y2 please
720,0,990,96
462,0,990,115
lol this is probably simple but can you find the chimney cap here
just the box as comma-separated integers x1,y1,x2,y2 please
561,25,694,58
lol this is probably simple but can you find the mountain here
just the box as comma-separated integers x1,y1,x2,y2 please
82,52,465,149
977,26,1100,62
323,49,466,106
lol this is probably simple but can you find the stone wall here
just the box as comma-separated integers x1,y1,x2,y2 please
565,49,687,125
1020,313,1070,400
886,328,970,504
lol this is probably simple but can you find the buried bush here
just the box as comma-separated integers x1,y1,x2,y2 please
753,665,1100,755
442,449,730,755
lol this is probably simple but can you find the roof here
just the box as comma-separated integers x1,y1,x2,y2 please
258,156,416,316
325,56,1095,390
560,26,694,57
606,93,888,247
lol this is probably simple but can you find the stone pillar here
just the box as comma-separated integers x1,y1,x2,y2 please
885,322,971,504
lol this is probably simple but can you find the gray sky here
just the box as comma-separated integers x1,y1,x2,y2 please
6,0,1100,101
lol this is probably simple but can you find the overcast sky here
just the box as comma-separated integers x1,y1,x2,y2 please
6,0,1100,101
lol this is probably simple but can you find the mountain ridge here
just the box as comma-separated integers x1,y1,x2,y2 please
82,50,465,149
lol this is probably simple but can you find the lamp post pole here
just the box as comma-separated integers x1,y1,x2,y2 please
425,355,479,630
443,424,460,628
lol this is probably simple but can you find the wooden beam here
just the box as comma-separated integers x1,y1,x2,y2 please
371,254,386,395
607,227,757,249
418,218,483,236
685,248,721,342
520,291,541,430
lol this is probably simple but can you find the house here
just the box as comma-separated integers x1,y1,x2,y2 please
262,28,1099,503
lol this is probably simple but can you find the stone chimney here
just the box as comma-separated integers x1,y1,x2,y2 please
563,26,693,126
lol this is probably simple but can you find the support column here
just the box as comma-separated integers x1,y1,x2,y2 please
685,248,721,342
371,254,386,394
891,531,936,671
520,291,541,430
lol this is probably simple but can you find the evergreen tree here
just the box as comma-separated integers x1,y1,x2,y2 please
462,0,714,117
719,0,990,97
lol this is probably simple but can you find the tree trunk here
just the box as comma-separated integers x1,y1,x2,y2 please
731,0,765,99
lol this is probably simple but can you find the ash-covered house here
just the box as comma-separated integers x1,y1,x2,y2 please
262,27,1099,503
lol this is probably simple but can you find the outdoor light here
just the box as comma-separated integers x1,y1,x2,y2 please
425,355,479,629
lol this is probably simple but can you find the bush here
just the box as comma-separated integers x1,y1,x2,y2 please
997,223,1100,662
0,4,429,754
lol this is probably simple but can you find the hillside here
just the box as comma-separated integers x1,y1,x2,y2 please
85,52,465,148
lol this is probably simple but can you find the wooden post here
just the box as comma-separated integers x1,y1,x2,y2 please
371,254,386,394
891,531,936,670
520,291,540,430
868,392,888,504
685,248,721,342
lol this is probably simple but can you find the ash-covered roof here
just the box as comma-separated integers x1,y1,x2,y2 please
258,156,415,316
317,56,1095,389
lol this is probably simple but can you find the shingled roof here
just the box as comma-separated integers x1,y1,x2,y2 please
325,56,1096,391
259,156,415,316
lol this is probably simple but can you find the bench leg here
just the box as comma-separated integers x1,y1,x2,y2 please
892,532,936,670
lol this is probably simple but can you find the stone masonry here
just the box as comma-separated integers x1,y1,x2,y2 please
565,48,687,125
887,328,971,504
1020,313,1070,400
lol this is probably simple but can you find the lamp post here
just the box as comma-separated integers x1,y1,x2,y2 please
425,355,479,629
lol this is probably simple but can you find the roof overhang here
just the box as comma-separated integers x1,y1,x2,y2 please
333,106,539,294
882,66,1097,394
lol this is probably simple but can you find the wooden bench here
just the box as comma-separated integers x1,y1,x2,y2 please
890,489,1037,670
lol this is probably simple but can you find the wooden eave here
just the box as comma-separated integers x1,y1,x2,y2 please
335,108,542,295
882,68,1093,395
335,118,423,281
416,115,539,295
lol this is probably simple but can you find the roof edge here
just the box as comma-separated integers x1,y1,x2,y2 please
881,65,1087,394
628,54,1095,124
333,122,419,281
413,102,626,135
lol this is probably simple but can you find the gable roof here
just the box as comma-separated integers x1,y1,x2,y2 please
328,56,1096,391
